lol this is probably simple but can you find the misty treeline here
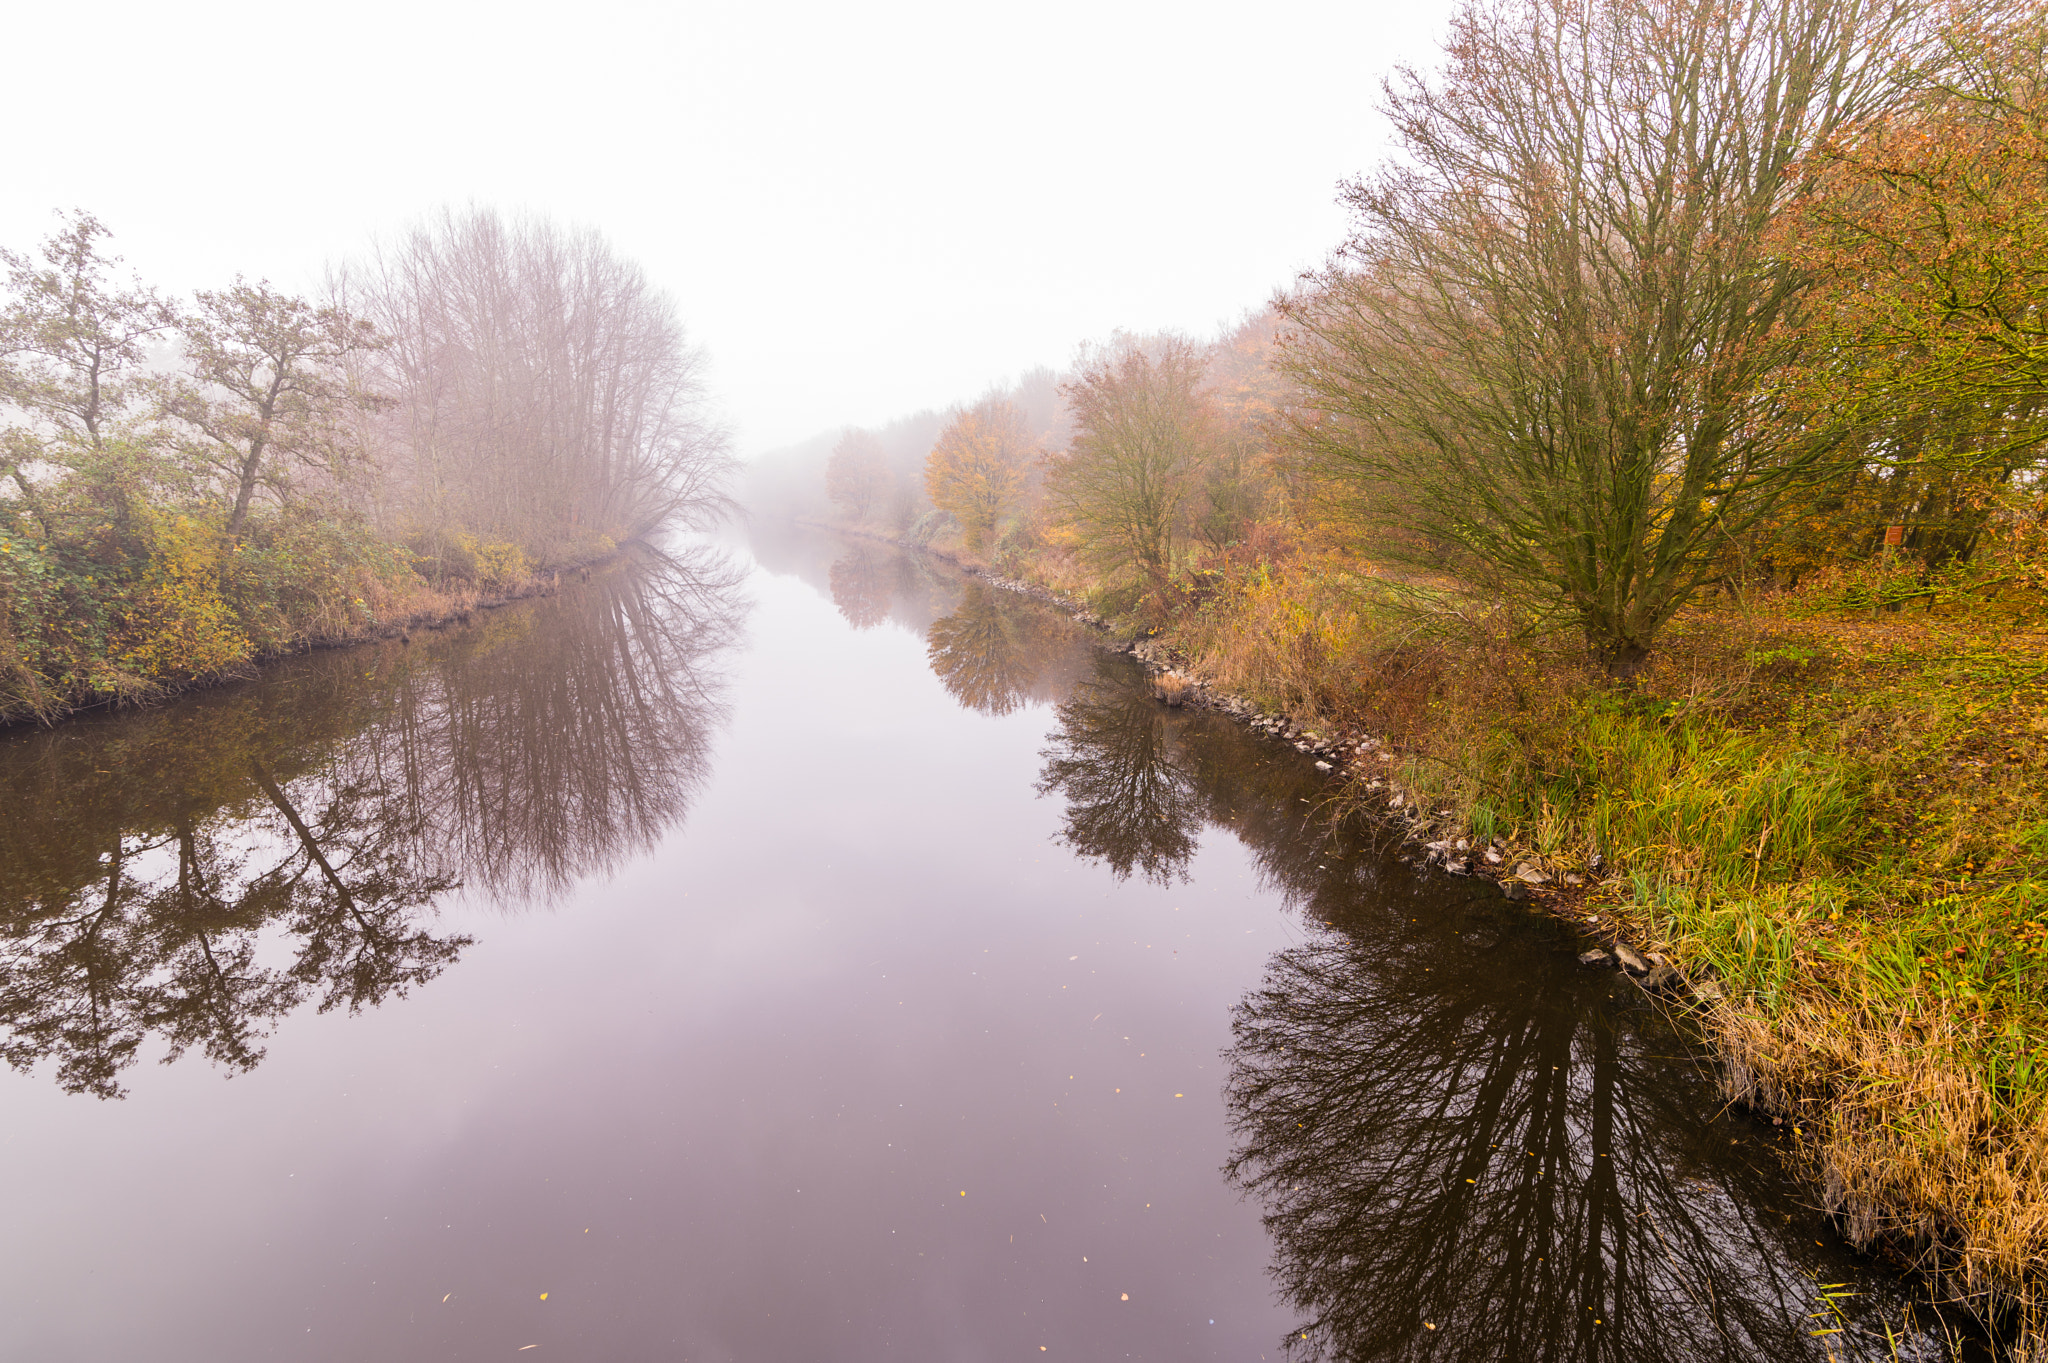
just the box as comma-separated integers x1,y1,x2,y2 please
764,0,2048,674
752,317,1281,568
0,207,729,722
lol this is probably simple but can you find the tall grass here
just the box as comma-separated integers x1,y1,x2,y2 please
1157,553,2048,1346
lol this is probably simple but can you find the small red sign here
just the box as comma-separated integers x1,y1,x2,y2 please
1883,524,1905,547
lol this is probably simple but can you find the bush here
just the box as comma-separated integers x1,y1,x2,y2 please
2,487,437,723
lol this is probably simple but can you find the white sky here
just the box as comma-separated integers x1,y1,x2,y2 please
4,0,1457,457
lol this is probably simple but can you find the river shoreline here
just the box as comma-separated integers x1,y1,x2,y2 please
803,515,2022,1351
0,549,626,733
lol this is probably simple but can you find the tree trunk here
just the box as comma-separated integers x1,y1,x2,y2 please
1596,638,1653,683
226,436,267,537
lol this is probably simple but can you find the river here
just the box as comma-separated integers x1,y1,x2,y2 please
0,524,1988,1361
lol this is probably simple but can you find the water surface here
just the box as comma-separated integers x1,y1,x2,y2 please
0,525,1981,1360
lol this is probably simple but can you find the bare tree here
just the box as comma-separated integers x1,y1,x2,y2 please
1048,334,1216,600
357,208,732,558
825,429,892,522
1281,0,1921,674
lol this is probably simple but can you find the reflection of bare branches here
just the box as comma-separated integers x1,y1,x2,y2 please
0,543,746,1096
1022,654,1958,1359
927,582,1047,717
0,766,467,1100
1226,933,1941,1362
1035,657,1203,883
363,542,746,904
828,545,892,629
748,523,963,637
253,763,467,1014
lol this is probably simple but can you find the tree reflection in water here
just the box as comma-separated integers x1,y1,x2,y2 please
928,581,1053,718
0,545,745,1097
1021,643,1970,1360
827,542,894,630
1034,655,1205,882
815,536,955,637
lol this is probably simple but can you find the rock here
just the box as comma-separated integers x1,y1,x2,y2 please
1484,848,1504,865
1314,760,1332,772
1455,839,1469,852
1638,964,1681,992
1613,944,1650,975
1515,864,1551,886
1577,948,1613,967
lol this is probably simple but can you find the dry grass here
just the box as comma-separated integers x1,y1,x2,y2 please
1717,999,2048,1348
1152,670,1192,706
1116,550,2048,1348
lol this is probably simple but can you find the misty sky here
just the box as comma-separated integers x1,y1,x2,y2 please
7,0,1457,457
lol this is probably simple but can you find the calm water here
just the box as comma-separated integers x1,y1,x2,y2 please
0,525,1984,1361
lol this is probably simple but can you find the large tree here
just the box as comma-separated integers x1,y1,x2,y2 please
1773,5,2048,566
924,398,1032,554
1048,334,1217,599
157,279,387,536
358,209,733,553
1281,0,1918,674
825,429,892,522
0,210,175,452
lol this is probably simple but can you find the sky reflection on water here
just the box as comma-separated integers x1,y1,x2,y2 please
0,525,1985,1360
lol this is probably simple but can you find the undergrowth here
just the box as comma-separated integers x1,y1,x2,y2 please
2,484,544,725
1103,545,2048,1348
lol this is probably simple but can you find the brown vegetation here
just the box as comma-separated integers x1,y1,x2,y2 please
788,0,2048,1342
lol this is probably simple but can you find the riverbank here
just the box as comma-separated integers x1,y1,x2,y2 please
810,514,2048,1350
0,525,624,730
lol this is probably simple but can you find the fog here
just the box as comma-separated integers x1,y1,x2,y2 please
3,0,1457,456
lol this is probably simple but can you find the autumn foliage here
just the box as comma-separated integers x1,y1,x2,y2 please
923,399,1034,553
2,209,729,724
811,1,2048,1339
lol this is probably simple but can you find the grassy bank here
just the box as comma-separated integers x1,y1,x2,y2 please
886,518,2047,1345
0,498,608,727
